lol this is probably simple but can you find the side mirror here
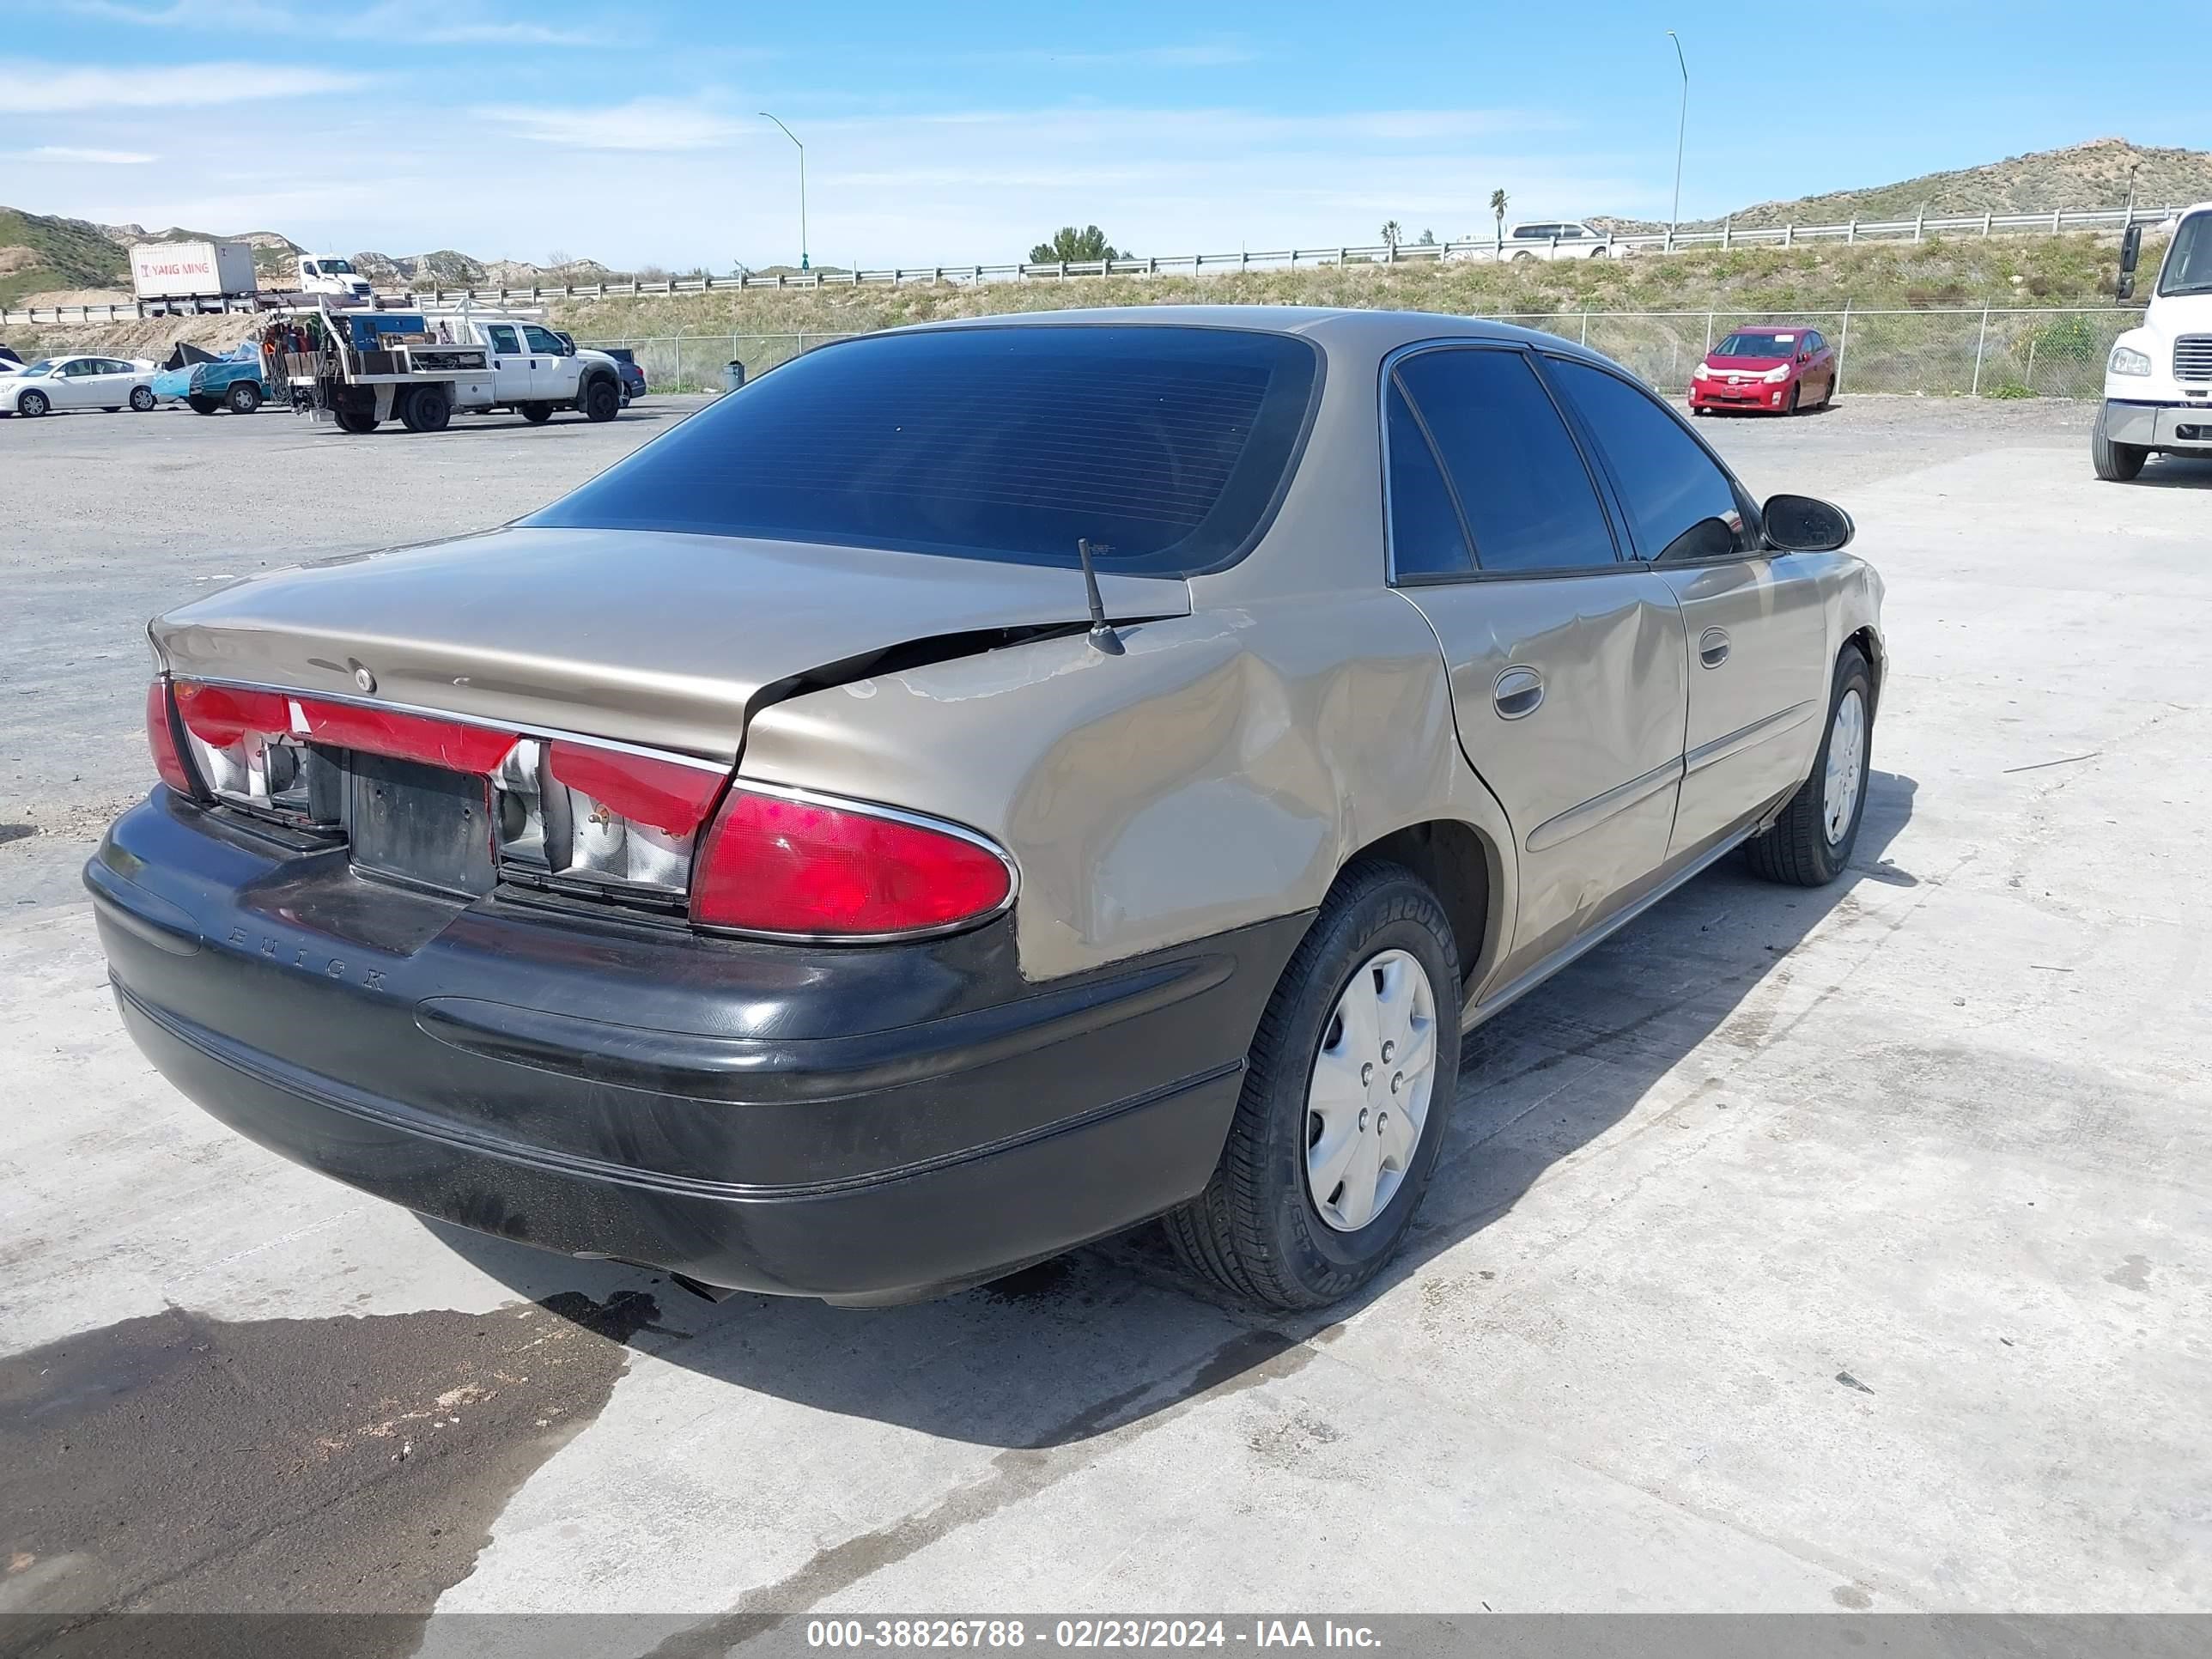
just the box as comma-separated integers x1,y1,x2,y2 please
1762,494,1854,554
2118,225,2142,301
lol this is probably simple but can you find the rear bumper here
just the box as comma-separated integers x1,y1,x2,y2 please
2101,399,2212,450
89,790,1307,1302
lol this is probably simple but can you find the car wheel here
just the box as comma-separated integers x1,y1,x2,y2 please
17,389,49,417
1744,646,1874,887
227,381,262,415
333,407,378,434
130,386,156,411
399,385,451,433
1786,384,1802,416
1510,250,1537,263
104,405,121,413
520,402,554,424
2091,410,2148,483
582,377,620,422
1165,859,1462,1310
187,395,222,416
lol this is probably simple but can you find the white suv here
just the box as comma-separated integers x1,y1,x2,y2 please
1501,222,1617,261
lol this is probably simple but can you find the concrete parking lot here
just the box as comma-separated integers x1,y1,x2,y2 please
3,391,2209,1638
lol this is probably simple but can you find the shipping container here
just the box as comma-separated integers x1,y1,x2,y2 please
130,240,259,302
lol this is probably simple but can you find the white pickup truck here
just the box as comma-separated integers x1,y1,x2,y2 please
286,307,625,434
434,315,626,424
2094,204,2212,481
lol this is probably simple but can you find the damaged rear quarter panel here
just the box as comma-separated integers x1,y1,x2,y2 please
737,591,1517,986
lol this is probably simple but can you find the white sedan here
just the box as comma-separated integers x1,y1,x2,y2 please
2,355,159,417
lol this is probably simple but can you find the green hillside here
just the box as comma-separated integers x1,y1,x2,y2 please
0,210,129,308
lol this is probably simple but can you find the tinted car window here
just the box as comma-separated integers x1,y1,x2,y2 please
527,325,1322,574
1385,382,1473,579
1547,357,1747,562
1393,348,1616,573
485,324,522,354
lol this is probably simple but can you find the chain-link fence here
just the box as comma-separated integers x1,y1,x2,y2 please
583,331,860,392
583,308,2140,401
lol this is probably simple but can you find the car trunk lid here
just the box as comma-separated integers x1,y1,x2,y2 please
154,526,1191,761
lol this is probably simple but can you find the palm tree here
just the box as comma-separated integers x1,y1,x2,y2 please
1379,220,1402,251
1489,189,1509,244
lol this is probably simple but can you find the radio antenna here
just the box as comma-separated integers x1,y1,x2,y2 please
1077,538,1124,655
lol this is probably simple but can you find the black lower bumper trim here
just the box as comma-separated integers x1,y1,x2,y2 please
90,790,1310,1300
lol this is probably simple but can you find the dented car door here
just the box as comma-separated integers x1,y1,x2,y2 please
1382,342,1689,974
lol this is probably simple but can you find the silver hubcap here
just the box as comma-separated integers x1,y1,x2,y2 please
1822,688,1866,846
1306,948,1437,1233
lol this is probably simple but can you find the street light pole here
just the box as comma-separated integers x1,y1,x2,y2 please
759,112,808,271
1666,30,1689,246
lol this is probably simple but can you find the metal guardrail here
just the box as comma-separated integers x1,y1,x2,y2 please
0,204,2190,328
587,307,2146,403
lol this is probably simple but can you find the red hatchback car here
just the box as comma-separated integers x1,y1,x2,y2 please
1689,325,1838,415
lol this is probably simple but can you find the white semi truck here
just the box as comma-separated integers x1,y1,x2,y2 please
130,240,258,312
2095,204,2212,481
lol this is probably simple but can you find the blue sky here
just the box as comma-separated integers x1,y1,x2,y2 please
1,0,2203,270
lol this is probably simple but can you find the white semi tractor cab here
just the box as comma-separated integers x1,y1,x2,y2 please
295,255,375,301
2096,204,2212,481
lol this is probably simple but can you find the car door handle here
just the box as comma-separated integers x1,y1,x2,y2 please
1493,665,1545,720
1698,628,1731,668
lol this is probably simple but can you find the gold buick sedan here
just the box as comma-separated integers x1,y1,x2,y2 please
90,307,1885,1310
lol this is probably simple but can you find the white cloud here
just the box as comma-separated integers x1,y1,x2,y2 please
59,0,606,46
472,99,754,152
12,145,160,164
0,59,368,112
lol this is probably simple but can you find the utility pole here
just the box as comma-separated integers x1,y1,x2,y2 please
759,112,808,271
1666,31,1689,246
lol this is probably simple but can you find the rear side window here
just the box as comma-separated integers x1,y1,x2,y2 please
485,324,521,354
1392,348,1617,573
526,325,1321,574
1385,383,1473,579
1547,357,1748,562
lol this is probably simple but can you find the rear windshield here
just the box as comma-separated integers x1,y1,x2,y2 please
523,325,1322,574
1713,331,1799,358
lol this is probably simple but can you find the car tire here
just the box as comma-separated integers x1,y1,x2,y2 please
333,408,378,434
1744,645,1875,888
130,386,156,411
1786,384,1802,416
399,385,451,434
188,395,222,416
520,402,555,424
581,376,620,422
227,381,262,415
17,389,49,417
2091,410,2148,483
1510,250,1537,263
104,405,121,413
1165,859,1462,1311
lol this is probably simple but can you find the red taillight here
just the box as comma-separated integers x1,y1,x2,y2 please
548,742,724,836
691,787,1012,939
146,679,197,795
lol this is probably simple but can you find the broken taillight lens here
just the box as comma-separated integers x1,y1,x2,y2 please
691,787,1013,939
146,679,198,797
494,738,724,899
172,681,336,824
